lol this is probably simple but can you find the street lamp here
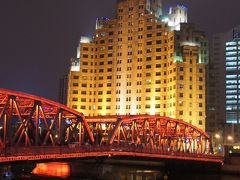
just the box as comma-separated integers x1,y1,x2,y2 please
227,135,233,141
215,134,221,139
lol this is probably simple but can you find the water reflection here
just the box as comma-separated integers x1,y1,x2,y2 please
1,161,240,180
32,162,70,178
30,161,164,179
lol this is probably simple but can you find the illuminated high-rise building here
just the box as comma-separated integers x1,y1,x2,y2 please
225,30,240,124
207,26,240,134
67,0,208,130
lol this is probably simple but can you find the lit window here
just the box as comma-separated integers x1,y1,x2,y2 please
81,98,86,102
72,105,77,109
80,106,86,110
146,88,151,93
154,104,160,109
145,105,151,109
72,98,78,102
73,83,78,87
147,26,152,30
72,90,78,94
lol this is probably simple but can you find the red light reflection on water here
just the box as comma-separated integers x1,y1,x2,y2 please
32,162,70,178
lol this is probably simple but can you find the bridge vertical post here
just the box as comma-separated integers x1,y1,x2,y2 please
81,124,85,144
201,137,204,153
200,136,203,153
78,123,82,145
58,110,62,145
118,126,121,145
193,139,195,153
35,104,40,146
185,141,187,152
131,121,135,144
8,97,14,146
3,114,7,148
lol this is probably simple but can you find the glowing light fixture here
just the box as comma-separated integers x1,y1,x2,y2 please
227,136,233,141
215,134,220,139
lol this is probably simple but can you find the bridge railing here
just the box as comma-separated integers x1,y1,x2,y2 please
0,145,222,161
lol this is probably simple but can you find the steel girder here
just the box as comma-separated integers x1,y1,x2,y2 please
86,115,211,154
0,89,94,148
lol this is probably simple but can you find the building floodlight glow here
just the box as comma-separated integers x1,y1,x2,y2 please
180,41,200,47
70,58,80,72
80,36,92,44
167,5,188,31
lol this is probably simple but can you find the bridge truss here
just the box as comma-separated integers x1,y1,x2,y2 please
87,115,210,154
0,89,94,147
0,89,220,163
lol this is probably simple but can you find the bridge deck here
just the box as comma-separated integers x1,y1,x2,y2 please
0,146,223,164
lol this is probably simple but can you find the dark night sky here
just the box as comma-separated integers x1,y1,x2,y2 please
0,0,239,101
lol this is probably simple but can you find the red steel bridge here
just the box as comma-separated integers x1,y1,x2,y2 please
0,89,223,164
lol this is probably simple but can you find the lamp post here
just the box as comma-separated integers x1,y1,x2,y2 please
212,132,224,154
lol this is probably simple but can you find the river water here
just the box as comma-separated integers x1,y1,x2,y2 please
1,161,240,180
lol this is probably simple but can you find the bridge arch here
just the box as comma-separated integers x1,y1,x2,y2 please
86,115,210,154
0,88,94,147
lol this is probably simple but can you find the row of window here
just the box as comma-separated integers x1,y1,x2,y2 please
72,89,203,99
72,103,203,111
82,54,172,61
78,62,203,76
95,33,171,43
72,81,203,90
97,30,166,38
118,4,144,13
72,104,204,118
73,77,203,87
79,68,203,77
72,96,203,107
81,61,113,66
